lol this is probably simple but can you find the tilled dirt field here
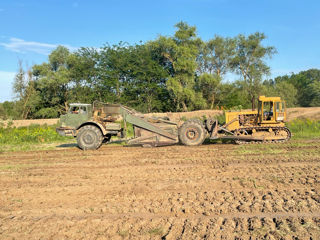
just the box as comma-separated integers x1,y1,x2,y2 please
0,139,319,239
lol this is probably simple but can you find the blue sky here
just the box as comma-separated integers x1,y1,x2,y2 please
0,0,319,102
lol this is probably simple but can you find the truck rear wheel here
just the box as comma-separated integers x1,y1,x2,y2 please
77,125,103,150
179,119,206,146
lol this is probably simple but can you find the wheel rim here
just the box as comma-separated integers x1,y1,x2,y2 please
83,131,96,145
185,127,199,140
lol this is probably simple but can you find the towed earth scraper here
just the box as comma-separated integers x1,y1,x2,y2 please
56,96,291,150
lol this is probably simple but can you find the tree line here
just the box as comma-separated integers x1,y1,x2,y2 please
1,22,319,120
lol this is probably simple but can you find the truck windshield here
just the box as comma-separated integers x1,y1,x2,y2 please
70,106,87,114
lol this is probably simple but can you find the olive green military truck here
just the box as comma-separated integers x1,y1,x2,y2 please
56,101,179,150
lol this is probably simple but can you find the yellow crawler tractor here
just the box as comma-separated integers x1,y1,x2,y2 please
179,96,291,145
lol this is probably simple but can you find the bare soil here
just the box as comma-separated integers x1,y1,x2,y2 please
0,139,319,239
286,107,320,121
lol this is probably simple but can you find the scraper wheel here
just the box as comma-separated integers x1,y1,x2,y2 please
178,119,206,146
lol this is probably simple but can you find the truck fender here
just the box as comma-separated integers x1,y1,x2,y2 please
77,121,107,136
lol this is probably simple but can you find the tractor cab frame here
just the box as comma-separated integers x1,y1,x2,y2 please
257,96,286,125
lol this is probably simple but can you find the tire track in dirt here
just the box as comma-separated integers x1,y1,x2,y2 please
0,140,319,239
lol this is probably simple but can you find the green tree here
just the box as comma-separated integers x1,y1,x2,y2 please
154,21,205,111
122,43,170,112
198,36,236,77
67,47,101,103
275,69,320,107
32,46,73,117
98,42,132,103
215,82,250,109
0,101,21,120
230,32,276,110
262,79,298,107
307,79,320,107
196,36,236,109
12,61,39,119
8,22,289,118
196,73,221,109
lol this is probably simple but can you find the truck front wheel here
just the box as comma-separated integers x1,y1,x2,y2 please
77,125,103,150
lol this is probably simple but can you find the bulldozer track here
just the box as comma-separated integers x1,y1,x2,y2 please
234,126,291,145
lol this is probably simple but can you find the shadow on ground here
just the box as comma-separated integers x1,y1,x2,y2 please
56,143,78,148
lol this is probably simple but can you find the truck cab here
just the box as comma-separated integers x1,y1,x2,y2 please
56,102,124,149
59,103,92,129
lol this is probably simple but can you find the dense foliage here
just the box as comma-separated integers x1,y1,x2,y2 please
1,22,319,119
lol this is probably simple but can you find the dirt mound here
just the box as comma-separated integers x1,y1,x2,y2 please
287,107,320,121
145,109,223,123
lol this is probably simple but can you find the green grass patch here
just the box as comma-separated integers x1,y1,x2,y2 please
0,141,77,152
0,121,135,152
0,124,72,145
147,227,163,236
236,144,286,155
122,121,134,138
117,229,129,238
287,118,320,139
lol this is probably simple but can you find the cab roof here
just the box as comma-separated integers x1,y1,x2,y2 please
258,96,282,102
69,103,91,106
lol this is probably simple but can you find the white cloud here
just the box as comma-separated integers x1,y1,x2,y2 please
0,37,76,55
0,71,16,102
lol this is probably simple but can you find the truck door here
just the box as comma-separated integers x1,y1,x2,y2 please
65,105,90,128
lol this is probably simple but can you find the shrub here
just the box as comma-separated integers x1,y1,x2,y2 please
287,118,320,139
0,124,71,145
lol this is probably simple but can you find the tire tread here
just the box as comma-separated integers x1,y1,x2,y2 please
77,125,103,150
178,119,206,146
